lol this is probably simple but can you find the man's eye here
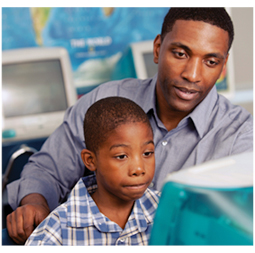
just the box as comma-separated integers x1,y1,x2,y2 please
206,59,219,67
173,51,186,58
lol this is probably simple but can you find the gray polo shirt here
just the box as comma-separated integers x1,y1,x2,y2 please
7,74,253,211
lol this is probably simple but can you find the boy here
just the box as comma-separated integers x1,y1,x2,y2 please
25,97,160,245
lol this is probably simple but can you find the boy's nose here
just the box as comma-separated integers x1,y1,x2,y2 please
131,167,145,176
129,158,145,176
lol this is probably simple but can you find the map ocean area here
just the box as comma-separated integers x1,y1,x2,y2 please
2,7,169,88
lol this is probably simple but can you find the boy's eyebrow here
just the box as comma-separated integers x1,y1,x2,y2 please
109,140,154,150
110,144,128,150
144,140,154,146
171,42,226,59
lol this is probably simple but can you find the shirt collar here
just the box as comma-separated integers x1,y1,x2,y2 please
140,73,158,114
66,175,156,232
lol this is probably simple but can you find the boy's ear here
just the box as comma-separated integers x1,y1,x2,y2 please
81,149,97,171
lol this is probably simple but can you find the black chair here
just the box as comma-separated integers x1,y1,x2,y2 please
2,145,38,245
2,144,37,192
2,145,37,229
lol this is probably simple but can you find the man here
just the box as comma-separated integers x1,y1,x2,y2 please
6,8,253,244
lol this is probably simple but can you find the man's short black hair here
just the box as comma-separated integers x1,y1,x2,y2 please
84,97,152,153
161,7,234,51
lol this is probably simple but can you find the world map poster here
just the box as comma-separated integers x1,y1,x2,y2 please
2,7,169,90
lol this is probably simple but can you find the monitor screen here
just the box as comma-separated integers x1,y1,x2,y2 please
2,60,68,118
2,47,77,142
142,52,157,78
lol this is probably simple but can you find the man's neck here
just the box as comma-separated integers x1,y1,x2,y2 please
155,85,190,131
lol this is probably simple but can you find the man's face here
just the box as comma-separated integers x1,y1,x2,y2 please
154,20,229,114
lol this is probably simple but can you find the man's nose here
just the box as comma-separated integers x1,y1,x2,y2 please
181,57,202,83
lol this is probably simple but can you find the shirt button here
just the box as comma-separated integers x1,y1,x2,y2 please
162,140,168,146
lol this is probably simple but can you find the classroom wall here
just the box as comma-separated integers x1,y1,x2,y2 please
231,7,253,91
230,7,253,114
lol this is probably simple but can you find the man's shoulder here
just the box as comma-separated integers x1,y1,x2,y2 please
96,77,155,98
74,76,156,114
216,94,253,126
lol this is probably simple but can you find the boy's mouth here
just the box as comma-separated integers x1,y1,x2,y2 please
124,183,148,190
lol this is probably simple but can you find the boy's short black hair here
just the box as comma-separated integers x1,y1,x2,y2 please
84,97,152,153
161,7,234,51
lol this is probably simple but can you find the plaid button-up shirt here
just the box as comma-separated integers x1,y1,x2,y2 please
26,175,160,246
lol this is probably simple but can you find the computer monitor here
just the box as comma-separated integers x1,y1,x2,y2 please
129,40,155,80
112,39,235,99
2,47,77,142
149,152,253,245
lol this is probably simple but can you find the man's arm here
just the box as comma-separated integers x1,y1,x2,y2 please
6,193,50,244
6,92,94,211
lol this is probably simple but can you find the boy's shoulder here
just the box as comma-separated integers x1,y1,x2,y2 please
139,188,161,210
146,187,161,198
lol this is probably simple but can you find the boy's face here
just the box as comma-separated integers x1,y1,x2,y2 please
94,122,155,203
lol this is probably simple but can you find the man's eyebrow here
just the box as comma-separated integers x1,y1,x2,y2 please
171,42,226,59
205,52,225,59
171,42,191,53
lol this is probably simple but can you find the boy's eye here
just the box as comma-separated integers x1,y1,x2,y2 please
115,154,127,160
143,151,154,157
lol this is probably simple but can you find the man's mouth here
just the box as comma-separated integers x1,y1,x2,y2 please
174,86,199,100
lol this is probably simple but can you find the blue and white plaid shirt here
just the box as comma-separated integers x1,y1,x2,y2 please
26,175,160,246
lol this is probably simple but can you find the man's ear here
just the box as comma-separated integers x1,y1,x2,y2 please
81,149,97,172
223,53,229,71
153,34,161,64
219,53,229,78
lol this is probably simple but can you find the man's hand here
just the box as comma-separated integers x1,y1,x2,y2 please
6,193,50,244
